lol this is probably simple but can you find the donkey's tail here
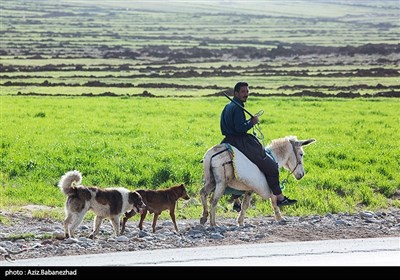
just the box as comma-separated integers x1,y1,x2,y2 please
202,149,214,185
58,170,82,196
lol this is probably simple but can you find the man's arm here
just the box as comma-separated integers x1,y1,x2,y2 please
232,106,255,133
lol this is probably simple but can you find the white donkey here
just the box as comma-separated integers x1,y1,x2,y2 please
200,136,316,226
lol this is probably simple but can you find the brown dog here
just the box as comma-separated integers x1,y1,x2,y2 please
120,184,190,233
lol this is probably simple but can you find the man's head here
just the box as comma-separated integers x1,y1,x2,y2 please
233,82,249,102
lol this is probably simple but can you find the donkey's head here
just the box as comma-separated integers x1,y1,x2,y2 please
284,136,316,180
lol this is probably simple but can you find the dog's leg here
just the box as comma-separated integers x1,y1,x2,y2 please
120,216,128,235
151,213,160,233
138,209,147,231
125,209,136,219
169,204,179,232
110,216,120,237
120,209,136,234
89,216,103,239
64,213,73,239
68,212,86,239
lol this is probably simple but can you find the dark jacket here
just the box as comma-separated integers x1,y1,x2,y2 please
220,97,254,136
220,97,265,163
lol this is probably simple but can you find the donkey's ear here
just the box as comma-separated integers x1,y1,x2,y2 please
300,138,316,146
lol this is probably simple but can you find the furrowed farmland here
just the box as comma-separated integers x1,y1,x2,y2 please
1,0,399,218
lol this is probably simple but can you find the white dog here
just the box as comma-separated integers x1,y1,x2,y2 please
58,170,145,239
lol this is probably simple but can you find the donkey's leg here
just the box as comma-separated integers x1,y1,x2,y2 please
270,195,282,221
237,192,252,226
209,183,225,226
200,151,216,225
200,187,209,225
200,180,215,225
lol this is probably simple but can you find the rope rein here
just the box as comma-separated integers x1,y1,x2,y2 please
252,110,265,146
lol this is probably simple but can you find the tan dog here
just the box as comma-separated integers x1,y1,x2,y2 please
58,170,145,239
120,184,190,233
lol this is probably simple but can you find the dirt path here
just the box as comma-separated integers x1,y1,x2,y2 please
0,209,399,262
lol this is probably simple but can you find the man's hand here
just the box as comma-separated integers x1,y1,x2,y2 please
250,116,259,125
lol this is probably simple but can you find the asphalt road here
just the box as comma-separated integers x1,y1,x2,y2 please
1,237,399,267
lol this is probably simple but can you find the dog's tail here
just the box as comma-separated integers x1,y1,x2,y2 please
58,170,82,196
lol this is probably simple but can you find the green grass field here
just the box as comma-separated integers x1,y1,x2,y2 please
1,96,399,219
1,0,399,221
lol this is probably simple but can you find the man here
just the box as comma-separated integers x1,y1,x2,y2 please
220,81,297,210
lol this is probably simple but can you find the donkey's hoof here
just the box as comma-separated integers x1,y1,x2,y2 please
276,217,288,225
200,217,207,225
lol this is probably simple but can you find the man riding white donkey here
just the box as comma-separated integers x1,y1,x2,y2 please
200,81,315,226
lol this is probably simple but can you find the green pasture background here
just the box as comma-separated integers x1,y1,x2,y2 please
1,96,399,219
1,0,399,221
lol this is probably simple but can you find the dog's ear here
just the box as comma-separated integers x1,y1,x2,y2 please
129,191,141,204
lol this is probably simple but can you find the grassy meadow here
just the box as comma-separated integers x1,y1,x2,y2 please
1,0,399,221
1,96,399,220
